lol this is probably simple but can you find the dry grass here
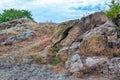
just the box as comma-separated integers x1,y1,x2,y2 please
0,23,56,64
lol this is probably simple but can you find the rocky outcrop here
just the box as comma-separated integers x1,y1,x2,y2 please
0,18,37,45
79,20,118,56
38,12,120,78
65,53,120,77
51,12,108,48
0,18,36,30
51,19,80,47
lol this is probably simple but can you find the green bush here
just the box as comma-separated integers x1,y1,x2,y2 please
105,0,120,18
0,9,33,23
105,0,120,38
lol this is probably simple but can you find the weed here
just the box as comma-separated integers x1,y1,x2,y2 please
50,57,59,66
51,46,59,53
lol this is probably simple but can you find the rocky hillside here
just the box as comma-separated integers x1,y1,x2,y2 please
0,12,120,80
38,12,120,79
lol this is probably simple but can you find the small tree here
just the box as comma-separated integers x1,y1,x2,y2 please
105,0,120,18
0,9,33,23
105,0,120,38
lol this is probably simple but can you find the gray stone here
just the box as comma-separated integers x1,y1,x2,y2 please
65,54,83,72
85,56,108,67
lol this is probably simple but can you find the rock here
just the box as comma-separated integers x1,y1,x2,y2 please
0,29,35,45
112,13,120,27
0,18,37,45
85,56,108,67
65,53,108,73
65,53,83,73
79,34,106,55
56,42,80,62
36,45,51,64
51,12,108,48
79,20,118,55
117,38,120,48
60,26,81,46
0,18,35,30
51,19,80,47
56,48,73,62
81,12,108,29
0,36,6,43
4,39,14,45
107,57,120,75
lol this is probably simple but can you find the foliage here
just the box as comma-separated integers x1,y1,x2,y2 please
105,0,120,18
105,0,120,38
115,25,120,38
50,57,59,66
0,9,33,23
52,46,59,53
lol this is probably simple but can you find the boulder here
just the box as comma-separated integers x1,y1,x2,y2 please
85,56,108,67
51,12,108,48
107,57,120,75
56,42,81,62
51,19,80,47
65,53,83,73
65,54,120,77
79,20,118,55
59,25,82,46
65,53,108,73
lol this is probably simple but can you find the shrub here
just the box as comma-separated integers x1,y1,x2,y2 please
0,9,33,23
105,0,120,38
105,0,120,18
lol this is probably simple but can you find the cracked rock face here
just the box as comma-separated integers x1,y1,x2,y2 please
48,12,120,78
51,12,108,48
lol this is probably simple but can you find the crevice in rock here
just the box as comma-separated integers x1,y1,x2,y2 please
53,26,73,47
62,27,73,40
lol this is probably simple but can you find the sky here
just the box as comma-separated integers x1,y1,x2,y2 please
0,0,110,23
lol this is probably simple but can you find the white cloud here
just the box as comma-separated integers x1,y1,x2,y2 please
0,0,110,22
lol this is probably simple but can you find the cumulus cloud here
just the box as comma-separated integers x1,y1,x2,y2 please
0,0,110,22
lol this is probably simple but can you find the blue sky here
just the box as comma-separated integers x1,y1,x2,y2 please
0,0,110,23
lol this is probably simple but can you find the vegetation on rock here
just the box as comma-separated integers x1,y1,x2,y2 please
50,57,59,66
105,0,120,38
105,0,120,18
0,9,33,23
51,46,59,53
